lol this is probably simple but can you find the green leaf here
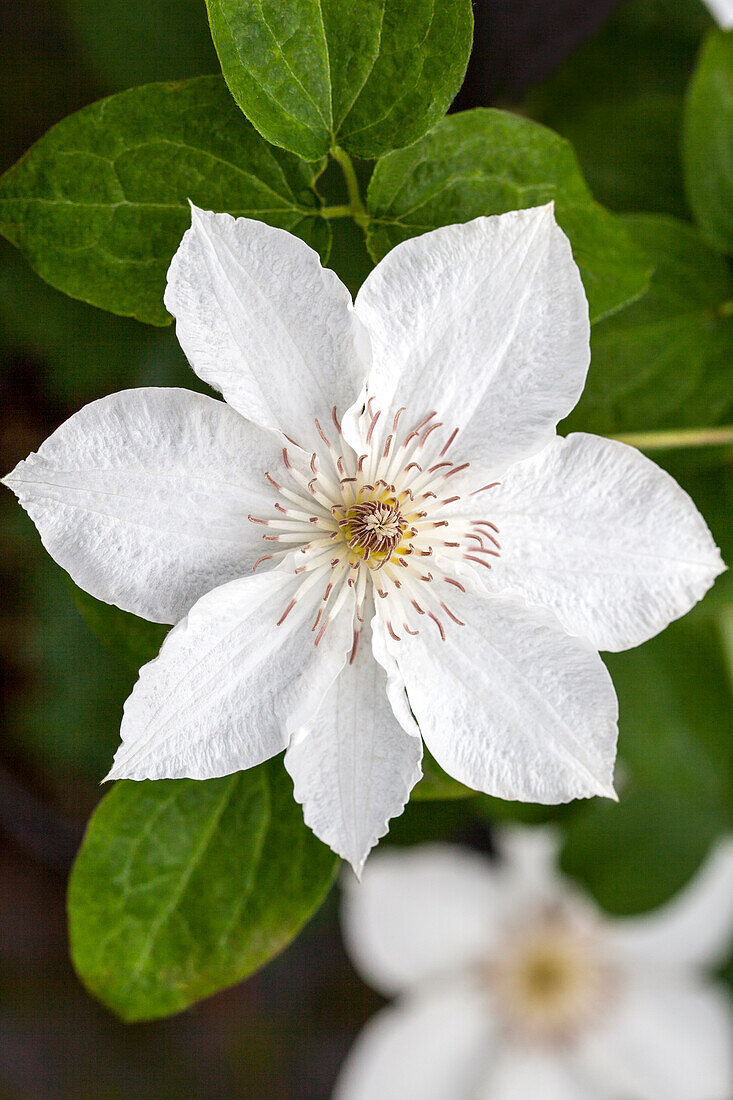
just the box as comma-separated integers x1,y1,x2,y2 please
523,0,710,217
67,581,168,672
683,29,733,254
366,109,652,324
205,0,472,161
561,616,733,915
0,76,329,325
68,761,338,1021
565,214,733,436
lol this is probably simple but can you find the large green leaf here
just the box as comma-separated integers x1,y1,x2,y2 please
0,76,329,325
561,614,733,915
366,109,652,324
205,0,472,161
683,29,733,254
68,762,338,1021
565,214,733,436
523,0,710,217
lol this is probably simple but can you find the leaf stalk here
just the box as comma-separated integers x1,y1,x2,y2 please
330,146,370,230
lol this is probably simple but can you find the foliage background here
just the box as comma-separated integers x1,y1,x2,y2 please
0,0,731,1095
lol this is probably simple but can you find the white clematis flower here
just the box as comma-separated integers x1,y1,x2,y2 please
3,204,723,873
337,832,733,1100
703,0,733,29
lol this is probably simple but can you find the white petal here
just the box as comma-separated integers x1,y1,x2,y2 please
165,206,370,443
576,977,733,1100
496,825,563,894
481,433,724,651
333,986,492,1100
3,389,285,624
479,1046,605,1100
106,568,354,780
381,592,619,804
341,845,507,997
608,836,733,970
350,205,589,471
285,614,423,875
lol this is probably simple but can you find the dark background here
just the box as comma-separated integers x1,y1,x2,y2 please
3,1,717,1096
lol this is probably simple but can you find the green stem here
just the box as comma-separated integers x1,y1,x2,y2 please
318,204,352,219
330,145,370,230
611,425,733,451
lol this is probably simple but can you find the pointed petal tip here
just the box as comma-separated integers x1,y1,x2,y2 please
349,857,366,882
187,199,208,222
536,199,556,218
2,457,27,489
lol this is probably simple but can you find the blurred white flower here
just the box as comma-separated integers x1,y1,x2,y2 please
338,833,733,1100
3,205,722,872
703,0,733,29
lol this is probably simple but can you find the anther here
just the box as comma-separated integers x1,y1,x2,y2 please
276,600,296,626
440,427,459,456
366,411,381,445
444,462,470,479
465,554,493,571
428,612,446,641
440,601,465,626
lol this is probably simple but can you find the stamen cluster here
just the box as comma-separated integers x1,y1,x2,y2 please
248,402,501,661
489,903,613,1042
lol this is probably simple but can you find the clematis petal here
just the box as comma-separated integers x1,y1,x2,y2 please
479,1046,605,1100
333,986,492,1100
496,825,563,894
575,977,733,1100
380,593,618,804
285,614,423,876
3,388,286,624
165,206,370,443
106,567,354,781
481,433,724,651
341,845,508,997
608,836,733,970
349,205,589,471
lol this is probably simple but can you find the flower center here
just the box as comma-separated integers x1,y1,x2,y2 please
335,493,407,567
247,402,502,659
488,905,613,1042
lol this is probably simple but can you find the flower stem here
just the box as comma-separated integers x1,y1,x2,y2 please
318,204,352,219
611,425,733,451
330,146,370,230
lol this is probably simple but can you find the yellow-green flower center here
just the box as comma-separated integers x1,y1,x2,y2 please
335,492,408,568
